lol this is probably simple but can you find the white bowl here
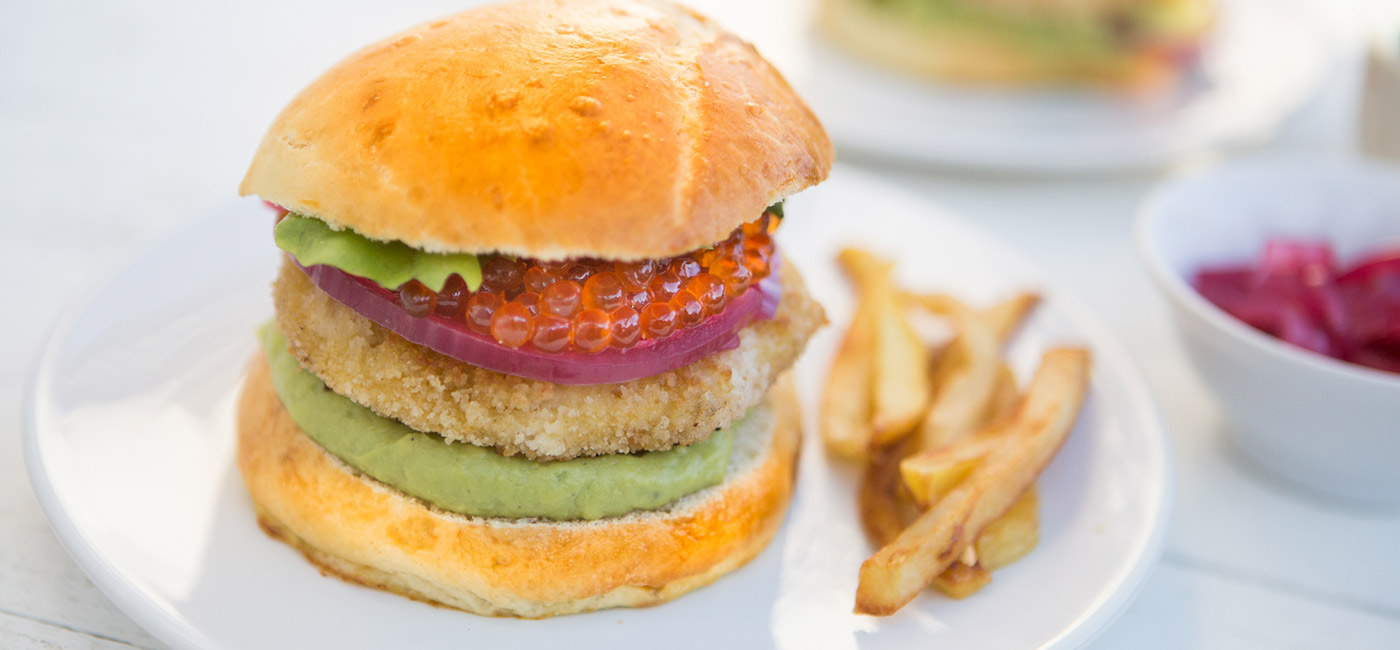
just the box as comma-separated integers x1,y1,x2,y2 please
1137,156,1400,506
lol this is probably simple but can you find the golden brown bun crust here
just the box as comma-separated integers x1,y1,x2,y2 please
237,358,801,618
818,0,1206,89
271,256,824,460
240,0,833,260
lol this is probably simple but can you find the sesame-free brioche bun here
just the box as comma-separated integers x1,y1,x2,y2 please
240,0,834,261
237,355,802,618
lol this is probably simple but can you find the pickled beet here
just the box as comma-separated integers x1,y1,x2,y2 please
1192,239,1400,374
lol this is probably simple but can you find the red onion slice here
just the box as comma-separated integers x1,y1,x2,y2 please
293,258,782,385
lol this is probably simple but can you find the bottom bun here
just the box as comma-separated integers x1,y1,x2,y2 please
236,353,800,618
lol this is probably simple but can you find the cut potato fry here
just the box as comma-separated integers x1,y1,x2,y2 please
838,249,930,444
837,248,891,287
916,298,1002,450
912,294,1038,451
977,487,1040,571
984,293,1041,343
983,362,1020,428
929,561,992,599
856,348,1091,616
830,251,1064,613
899,432,1006,508
870,289,931,443
928,487,1039,599
859,437,921,547
821,301,877,461
867,436,996,599
909,292,1040,343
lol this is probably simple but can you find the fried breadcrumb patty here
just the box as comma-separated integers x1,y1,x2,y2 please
271,258,823,460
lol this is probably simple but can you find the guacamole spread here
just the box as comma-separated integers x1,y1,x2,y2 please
274,215,483,292
260,326,734,520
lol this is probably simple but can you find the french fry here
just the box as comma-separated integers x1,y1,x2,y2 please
821,301,877,460
837,248,891,287
916,298,1002,450
983,362,1020,427
984,293,1040,343
910,292,1040,343
976,487,1040,571
913,294,1037,450
899,432,1006,508
855,348,1091,616
862,436,993,599
893,364,1029,601
838,249,930,444
870,281,931,443
929,561,992,599
832,251,1062,611
859,437,921,547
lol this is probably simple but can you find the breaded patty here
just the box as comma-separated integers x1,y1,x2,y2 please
272,258,823,460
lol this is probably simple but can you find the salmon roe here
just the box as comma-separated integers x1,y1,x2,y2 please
391,209,780,353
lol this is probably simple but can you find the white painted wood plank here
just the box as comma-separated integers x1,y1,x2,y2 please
1141,333,1400,616
1088,559,1400,649
0,610,154,650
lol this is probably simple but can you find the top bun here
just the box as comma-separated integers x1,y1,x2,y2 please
241,0,833,260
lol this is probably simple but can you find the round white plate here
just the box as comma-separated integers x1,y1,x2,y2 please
25,167,1170,649
792,0,1329,172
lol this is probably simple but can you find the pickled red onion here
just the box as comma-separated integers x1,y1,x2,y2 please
293,258,782,385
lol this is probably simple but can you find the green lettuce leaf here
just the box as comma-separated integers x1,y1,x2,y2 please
274,215,482,292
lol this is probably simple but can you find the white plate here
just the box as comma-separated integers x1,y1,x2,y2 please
793,0,1329,172
25,168,1170,649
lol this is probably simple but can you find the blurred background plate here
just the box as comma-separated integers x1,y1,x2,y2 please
794,0,1330,173
24,167,1170,649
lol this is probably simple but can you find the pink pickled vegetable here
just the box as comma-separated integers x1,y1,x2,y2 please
1192,239,1400,375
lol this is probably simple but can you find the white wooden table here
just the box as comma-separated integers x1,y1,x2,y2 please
3,1,1397,648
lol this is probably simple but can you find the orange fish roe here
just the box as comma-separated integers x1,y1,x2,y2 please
582,272,625,312
672,290,705,328
434,274,471,318
490,302,534,348
398,279,437,317
391,209,780,353
574,309,612,354
533,314,572,353
611,306,641,348
640,302,678,339
465,292,501,334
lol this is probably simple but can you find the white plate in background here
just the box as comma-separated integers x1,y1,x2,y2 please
793,0,1329,172
25,167,1170,649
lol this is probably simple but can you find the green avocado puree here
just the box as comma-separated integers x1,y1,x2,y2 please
274,215,482,292
259,326,734,520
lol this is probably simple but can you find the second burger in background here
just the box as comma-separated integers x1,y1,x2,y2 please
819,0,1215,90
236,0,831,619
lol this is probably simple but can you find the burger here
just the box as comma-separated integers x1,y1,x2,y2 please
819,0,1215,89
235,0,831,618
